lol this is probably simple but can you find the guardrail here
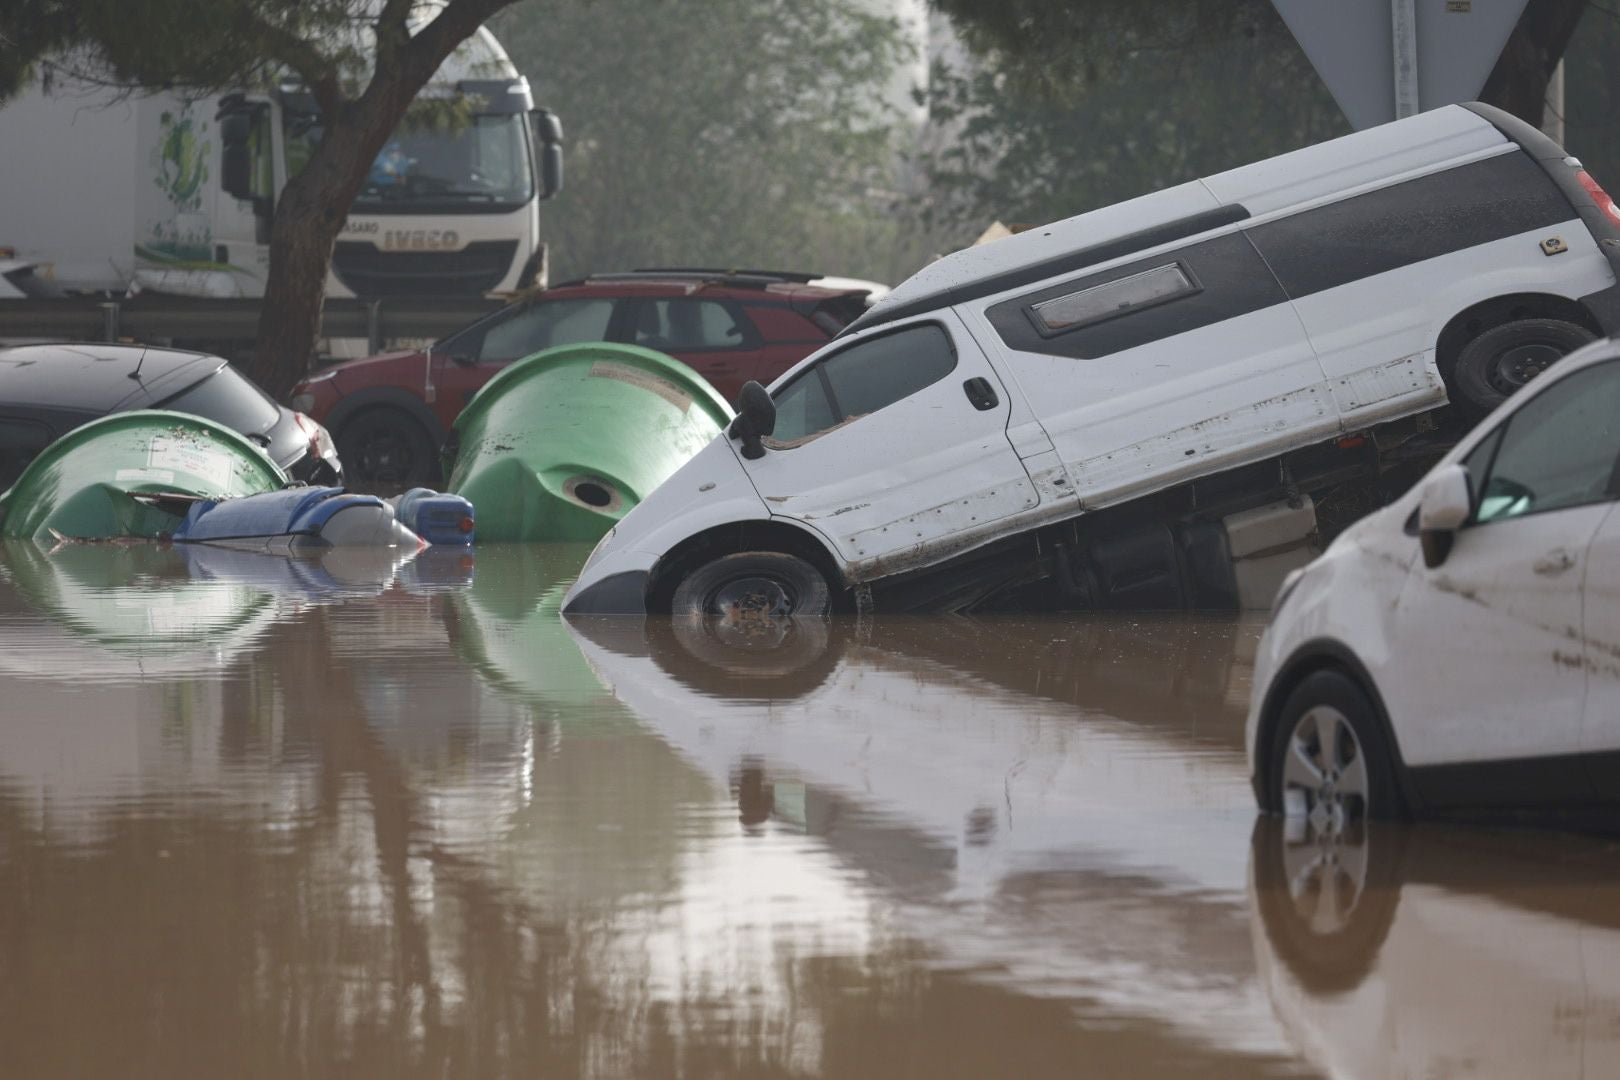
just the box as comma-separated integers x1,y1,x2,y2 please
0,295,507,353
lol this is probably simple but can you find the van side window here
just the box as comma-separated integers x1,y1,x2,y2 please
770,324,958,444
985,232,1285,361
1029,263,1198,335
1469,361,1620,525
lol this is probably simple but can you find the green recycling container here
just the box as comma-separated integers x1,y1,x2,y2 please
443,343,733,542
0,410,287,543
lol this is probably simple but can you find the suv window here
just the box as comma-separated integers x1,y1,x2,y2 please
476,298,615,361
1470,361,1620,525
0,419,52,490
633,300,749,351
769,323,957,444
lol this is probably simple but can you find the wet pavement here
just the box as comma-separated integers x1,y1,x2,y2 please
4,541,1620,1078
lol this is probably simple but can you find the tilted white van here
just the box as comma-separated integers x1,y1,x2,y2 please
564,103,1620,617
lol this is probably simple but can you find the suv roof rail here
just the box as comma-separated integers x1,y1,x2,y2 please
630,267,819,283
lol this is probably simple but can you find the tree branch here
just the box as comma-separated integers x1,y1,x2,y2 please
239,7,345,114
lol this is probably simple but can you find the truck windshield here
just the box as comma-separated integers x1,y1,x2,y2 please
286,112,533,210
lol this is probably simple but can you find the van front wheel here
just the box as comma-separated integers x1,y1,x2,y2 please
1451,318,1594,416
671,552,831,618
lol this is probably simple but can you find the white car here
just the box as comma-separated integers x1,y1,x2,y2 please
1247,334,1620,823
565,102,1620,618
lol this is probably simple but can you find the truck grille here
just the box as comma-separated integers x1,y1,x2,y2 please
332,240,518,298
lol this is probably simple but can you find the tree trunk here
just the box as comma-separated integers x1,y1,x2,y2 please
1480,0,1587,130
245,106,403,401
243,0,518,402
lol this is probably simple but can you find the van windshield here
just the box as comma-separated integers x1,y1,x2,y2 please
286,113,533,210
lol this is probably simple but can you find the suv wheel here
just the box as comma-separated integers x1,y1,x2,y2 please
1268,669,1399,827
336,409,440,492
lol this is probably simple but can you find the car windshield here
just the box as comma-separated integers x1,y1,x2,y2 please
286,112,533,208
157,366,282,436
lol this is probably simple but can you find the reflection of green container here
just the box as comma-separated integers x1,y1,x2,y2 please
0,410,286,542
444,544,639,728
443,344,732,542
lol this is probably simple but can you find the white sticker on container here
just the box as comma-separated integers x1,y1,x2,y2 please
115,468,176,486
147,436,234,492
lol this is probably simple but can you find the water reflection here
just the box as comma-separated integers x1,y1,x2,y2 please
1250,818,1620,1077
9,542,1614,1075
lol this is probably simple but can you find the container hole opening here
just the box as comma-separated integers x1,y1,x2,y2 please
575,481,613,508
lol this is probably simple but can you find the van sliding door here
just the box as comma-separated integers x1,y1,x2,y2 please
971,231,1325,511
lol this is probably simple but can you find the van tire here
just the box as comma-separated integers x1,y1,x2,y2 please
1451,318,1594,417
671,552,831,618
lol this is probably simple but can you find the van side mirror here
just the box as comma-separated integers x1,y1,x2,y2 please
1417,463,1473,568
729,381,776,460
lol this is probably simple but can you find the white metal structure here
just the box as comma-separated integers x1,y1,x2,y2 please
1247,334,1620,819
0,25,560,301
565,102,1620,618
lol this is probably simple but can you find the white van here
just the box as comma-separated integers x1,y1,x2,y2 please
564,103,1620,617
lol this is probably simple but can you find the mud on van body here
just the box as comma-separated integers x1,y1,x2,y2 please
564,103,1620,617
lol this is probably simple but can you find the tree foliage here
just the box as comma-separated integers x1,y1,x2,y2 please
921,0,1595,245
917,0,1344,238
491,0,932,284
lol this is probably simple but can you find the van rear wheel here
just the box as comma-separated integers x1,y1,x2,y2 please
1451,318,1594,417
671,552,831,618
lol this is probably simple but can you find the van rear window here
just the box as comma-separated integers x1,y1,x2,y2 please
1029,263,1198,335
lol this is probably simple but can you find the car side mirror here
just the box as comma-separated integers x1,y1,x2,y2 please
728,381,776,460
1417,463,1473,568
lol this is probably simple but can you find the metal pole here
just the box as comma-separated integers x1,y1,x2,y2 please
1391,0,1420,119
100,301,120,342
366,299,382,355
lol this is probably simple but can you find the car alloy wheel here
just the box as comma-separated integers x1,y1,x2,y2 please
1281,704,1370,835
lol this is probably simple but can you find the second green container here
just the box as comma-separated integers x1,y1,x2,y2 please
443,343,733,542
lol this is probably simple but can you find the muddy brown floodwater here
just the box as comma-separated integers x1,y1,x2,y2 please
5,542,1620,1078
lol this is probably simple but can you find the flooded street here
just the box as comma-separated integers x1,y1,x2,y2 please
5,542,1620,1078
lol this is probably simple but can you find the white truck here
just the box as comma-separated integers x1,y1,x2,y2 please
0,25,562,304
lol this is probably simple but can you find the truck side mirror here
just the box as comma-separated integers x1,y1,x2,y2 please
531,108,563,200
728,381,776,460
539,143,563,200
1417,463,1473,568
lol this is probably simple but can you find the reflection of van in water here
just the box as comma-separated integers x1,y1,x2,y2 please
565,103,1620,617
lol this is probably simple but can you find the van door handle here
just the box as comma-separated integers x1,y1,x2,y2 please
963,377,999,411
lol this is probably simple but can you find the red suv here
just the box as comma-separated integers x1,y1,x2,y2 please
290,269,877,487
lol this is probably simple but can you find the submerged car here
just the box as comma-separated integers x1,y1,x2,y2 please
1247,334,1620,824
0,342,342,490
564,103,1620,618
289,269,877,487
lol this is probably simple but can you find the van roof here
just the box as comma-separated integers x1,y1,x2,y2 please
848,104,1505,336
